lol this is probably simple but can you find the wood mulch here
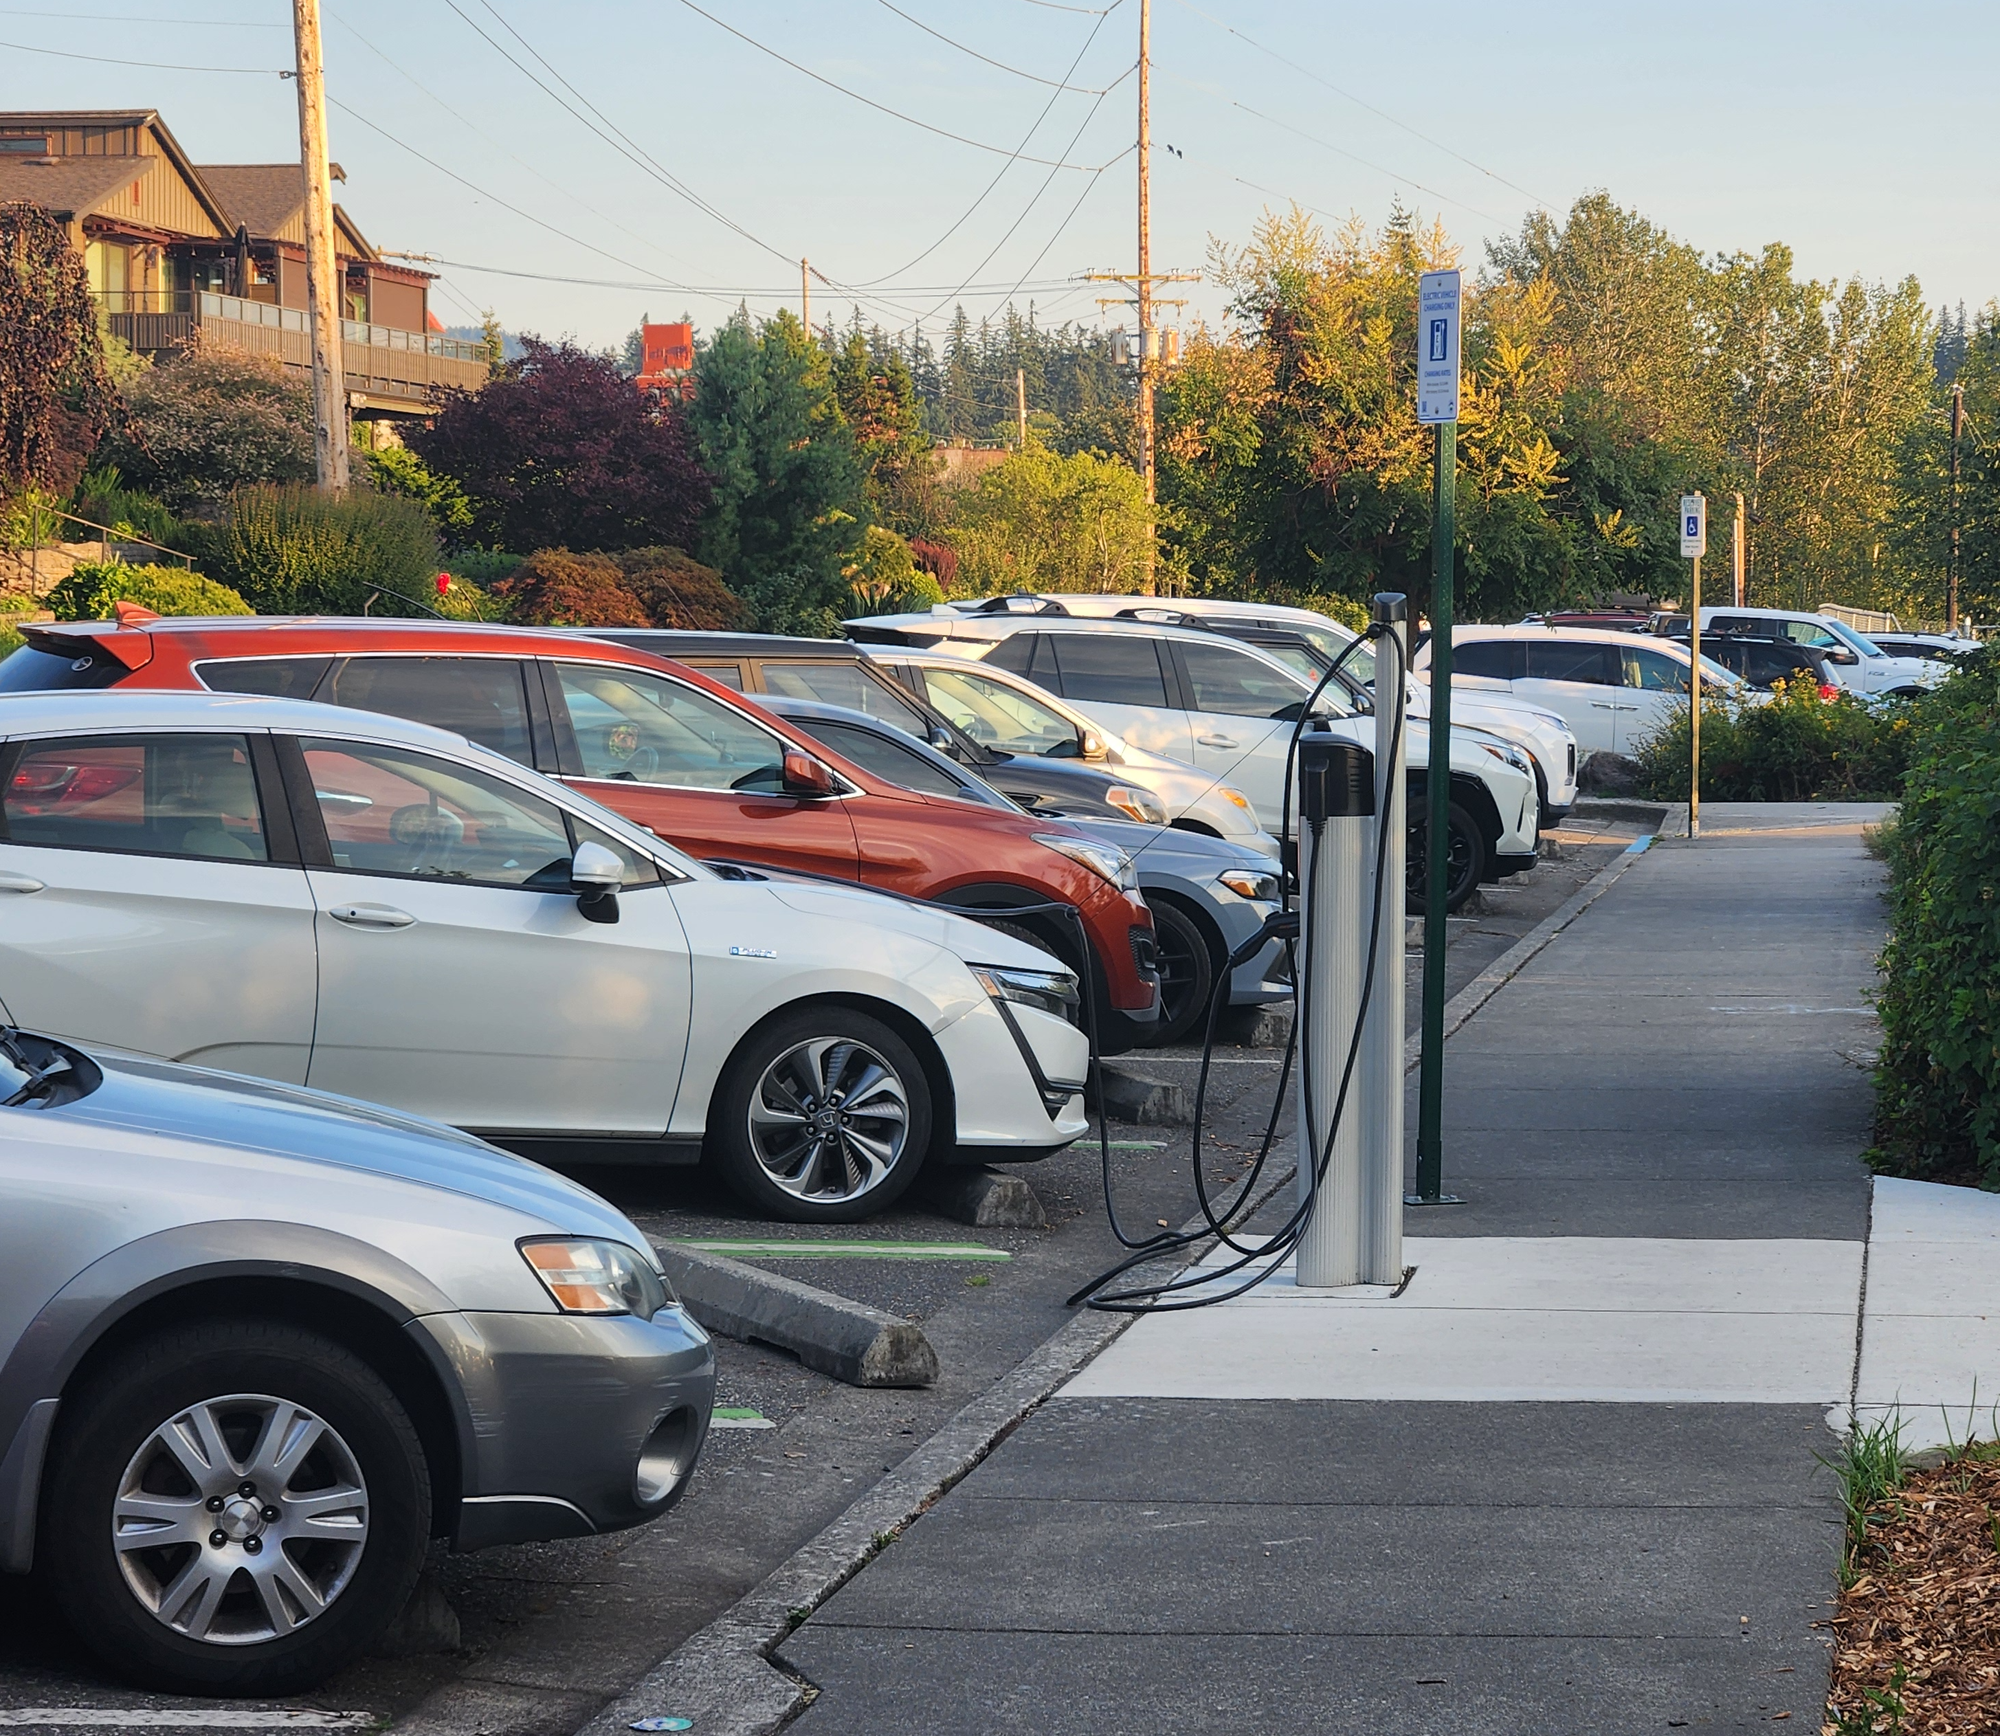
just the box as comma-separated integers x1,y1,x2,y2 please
1825,1453,2000,1733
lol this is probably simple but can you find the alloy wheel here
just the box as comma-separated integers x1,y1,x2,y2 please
746,1037,911,1205
111,1394,369,1645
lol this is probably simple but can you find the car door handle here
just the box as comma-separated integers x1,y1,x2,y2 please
0,871,44,893
1195,733,1240,749
329,903,416,929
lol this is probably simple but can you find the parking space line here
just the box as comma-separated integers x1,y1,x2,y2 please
0,1714,380,1728
711,1408,777,1430
680,1239,1011,1262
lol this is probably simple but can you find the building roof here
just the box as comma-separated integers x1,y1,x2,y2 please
0,109,235,236
0,152,154,220
195,163,307,241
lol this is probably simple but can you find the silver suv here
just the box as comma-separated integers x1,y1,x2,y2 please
0,1026,713,1694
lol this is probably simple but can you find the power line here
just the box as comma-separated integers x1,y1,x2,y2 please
0,36,284,71
852,1,1125,287
1169,0,1552,211
408,255,1084,298
674,0,1116,171
1013,0,1117,11
874,0,1112,92
0,7,283,21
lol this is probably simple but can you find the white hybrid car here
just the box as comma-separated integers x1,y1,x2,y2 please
0,692,1091,1221
1682,606,1949,698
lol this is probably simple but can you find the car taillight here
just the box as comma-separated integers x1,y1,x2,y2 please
1820,684,1840,701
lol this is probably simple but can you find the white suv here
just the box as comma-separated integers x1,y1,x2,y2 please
1683,607,1947,698
846,610,1538,907
1415,624,1750,761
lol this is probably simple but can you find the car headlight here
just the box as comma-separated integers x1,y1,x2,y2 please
1105,785,1168,825
971,962,1080,1019
1217,868,1281,903
1034,832,1138,891
1477,741,1532,775
520,1238,672,1320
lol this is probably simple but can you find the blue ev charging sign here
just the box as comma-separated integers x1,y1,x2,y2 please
1416,269,1461,424
1680,494,1708,559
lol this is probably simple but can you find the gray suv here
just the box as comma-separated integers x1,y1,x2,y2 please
0,1026,713,1694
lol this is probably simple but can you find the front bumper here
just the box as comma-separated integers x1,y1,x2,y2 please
411,1305,716,1551
937,992,1091,1157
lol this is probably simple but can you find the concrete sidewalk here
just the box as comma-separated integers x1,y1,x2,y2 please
773,803,1945,1733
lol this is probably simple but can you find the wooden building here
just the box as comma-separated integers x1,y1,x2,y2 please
0,110,486,418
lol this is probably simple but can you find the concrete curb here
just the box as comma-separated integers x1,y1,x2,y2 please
1091,1063,1191,1125
653,1244,939,1389
1410,828,1655,1071
571,1303,1137,1736
917,1164,1047,1229
1570,796,1671,828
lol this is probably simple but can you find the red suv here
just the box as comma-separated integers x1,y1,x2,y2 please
3,615,1161,1048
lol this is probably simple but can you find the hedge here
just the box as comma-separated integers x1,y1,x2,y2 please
47,560,251,621
1633,677,1911,802
1871,648,2000,1187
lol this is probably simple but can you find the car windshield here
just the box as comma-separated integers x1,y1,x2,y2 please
919,664,1081,756
1825,620,1886,659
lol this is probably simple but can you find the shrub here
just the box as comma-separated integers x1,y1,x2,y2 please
946,444,1153,594
441,547,523,589
200,483,441,615
493,549,649,627
47,559,250,620
618,547,747,629
1632,678,1911,802
98,340,314,509
846,525,943,616
361,442,474,539
1871,648,2000,1187
68,465,188,554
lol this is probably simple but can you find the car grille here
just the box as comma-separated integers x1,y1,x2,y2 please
1130,927,1160,980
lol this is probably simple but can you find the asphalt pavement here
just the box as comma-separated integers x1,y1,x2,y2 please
779,804,1890,1734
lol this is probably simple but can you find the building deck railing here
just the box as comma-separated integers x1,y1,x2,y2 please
94,291,483,362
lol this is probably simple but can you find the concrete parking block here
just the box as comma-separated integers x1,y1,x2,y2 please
1090,1063,1190,1125
915,1164,1047,1228
653,1243,938,1388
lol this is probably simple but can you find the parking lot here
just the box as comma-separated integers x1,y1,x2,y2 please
0,813,1640,1734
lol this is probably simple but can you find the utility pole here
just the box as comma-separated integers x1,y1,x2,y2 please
1732,492,1745,608
1950,382,1965,633
292,0,347,491
1016,367,1028,449
1084,0,1194,595
801,257,810,335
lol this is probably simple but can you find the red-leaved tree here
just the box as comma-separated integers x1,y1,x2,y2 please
410,339,710,553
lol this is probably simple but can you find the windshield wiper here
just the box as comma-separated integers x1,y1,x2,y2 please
0,1027,64,1107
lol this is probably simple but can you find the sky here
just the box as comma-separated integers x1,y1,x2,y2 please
8,0,1996,351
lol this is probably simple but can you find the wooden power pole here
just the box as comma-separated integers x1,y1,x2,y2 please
801,258,810,334
1016,367,1028,449
291,0,348,492
1951,382,1965,633
1084,0,1194,594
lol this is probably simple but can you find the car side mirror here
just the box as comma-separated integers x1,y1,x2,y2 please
781,748,837,798
570,840,623,924
1079,728,1107,760
926,723,956,751
1825,647,1859,666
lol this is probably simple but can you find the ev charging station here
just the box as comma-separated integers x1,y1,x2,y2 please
1293,594,1410,1290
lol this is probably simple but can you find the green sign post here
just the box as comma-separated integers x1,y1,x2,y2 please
1411,268,1463,1207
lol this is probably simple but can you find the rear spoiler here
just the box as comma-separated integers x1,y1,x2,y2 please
19,614,157,672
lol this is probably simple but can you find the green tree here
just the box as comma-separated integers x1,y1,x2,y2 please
100,341,313,510
946,443,1152,594
689,310,865,633
828,331,939,536
0,201,116,500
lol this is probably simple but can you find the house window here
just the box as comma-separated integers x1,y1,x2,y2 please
0,134,50,154
84,241,129,297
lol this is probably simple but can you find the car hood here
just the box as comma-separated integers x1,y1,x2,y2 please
761,877,1071,975
55,1049,649,1246
1063,816,1278,874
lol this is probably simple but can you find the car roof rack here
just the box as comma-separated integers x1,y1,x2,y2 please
967,594,1072,616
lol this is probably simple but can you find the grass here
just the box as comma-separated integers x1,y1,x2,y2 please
1825,1412,1910,1587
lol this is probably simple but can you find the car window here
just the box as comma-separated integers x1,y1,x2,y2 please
919,665,1079,755
1453,640,1519,681
683,660,746,690
1523,642,1616,685
1621,647,1691,692
1178,639,1339,718
1775,618,1841,650
198,656,332,700
323,656,534,765
795,720,973,800
567,813,663,887
0,644,134,692
1249,641,1325,684
2,732,268,861
760,661,928,734
554,662,787,793
1824,621,1886,659
1050,635,1168,707
303,739,576,887
982,632,1059,687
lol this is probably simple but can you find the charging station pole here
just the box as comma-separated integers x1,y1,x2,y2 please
1412,268,1461,1208
1294,733,1372,1288
1361,594,1408,1282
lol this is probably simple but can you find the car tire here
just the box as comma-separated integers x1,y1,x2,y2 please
44,1319,430,1697
709,1005,933,1223
1142,899,1218,1048
1405,800,1486,915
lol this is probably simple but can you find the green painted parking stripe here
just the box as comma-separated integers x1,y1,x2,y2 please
682,1239,1011,1262
710,1407,775,1430
1107,1140,1166,1149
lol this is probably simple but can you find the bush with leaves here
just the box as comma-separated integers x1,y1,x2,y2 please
493,549,648,627
846,524,943,614
946,443,1152,594
99,341,314,509
410,338,709,554
618,547,747,629
67,465,188,554
361,442,473,540
48,559,250,621
200,483,441,615
0,201,116,500
1632,678,1910,802
1870,649,2000,1187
